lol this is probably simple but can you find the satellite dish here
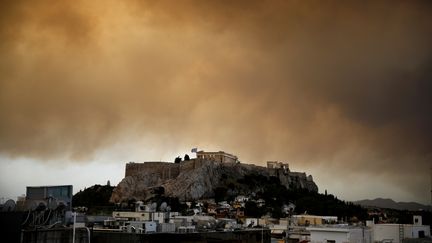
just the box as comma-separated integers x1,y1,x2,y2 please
2,199,16,212
135,201,145,212
159,202,167,212
25,200,47,211
48,198,58,210
36,201,47,211
26,201,38,211
56,201,66,210
151,202,157,211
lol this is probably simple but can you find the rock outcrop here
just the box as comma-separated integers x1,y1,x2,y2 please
110,159,318,203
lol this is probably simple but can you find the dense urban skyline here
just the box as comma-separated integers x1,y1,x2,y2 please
0,0,431,204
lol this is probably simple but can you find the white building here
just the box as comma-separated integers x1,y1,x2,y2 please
372,224,430,243
125,221,157,233
371,215,430,243
307,215,430,243
235,195,249,202
307,226,372,243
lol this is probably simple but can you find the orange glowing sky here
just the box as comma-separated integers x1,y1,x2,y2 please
1,0,431,204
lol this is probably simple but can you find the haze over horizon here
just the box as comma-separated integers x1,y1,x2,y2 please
0,0,431,205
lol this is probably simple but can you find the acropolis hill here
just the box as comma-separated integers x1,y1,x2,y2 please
110,151,318,203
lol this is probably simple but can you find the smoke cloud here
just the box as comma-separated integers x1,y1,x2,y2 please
1,0,431,203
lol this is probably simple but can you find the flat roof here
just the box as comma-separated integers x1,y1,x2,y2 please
26,185,72,188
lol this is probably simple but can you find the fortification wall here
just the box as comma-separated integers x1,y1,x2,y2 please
179,159,197,172
180,159,209,172
125,162,180,180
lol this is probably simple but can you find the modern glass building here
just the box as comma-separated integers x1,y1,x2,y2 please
26,185,73,210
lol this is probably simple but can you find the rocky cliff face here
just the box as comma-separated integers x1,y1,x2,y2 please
110,159,318,203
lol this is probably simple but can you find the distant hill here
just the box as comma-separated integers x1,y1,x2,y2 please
354,198,431,211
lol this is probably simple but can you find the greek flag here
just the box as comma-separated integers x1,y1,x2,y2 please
191,148,198,153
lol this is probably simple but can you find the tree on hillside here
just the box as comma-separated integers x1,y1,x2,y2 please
72,184,115,211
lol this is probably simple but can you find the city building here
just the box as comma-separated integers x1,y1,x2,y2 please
372,222,430,243
292,215,338,226
307,225,372,243
25,185,73,210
